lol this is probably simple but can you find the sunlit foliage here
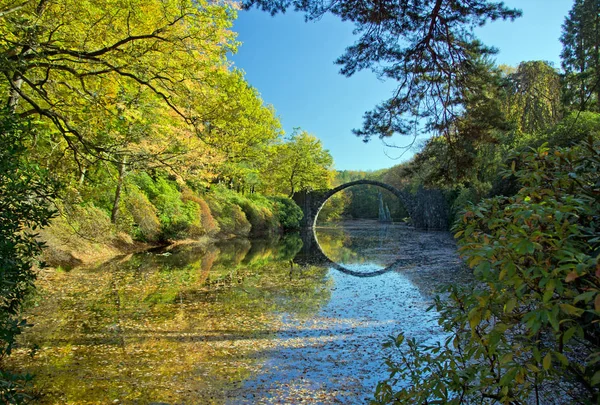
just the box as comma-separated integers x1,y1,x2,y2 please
374,140,600,404
0,111,57,403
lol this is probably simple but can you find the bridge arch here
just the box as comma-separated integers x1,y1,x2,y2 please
311,180,413,228
292,180,449,230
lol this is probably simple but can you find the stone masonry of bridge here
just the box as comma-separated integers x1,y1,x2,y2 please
292,179,449,230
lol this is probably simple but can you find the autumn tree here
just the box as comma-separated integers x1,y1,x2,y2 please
244,0,521,141
202,70,283,193
0,0,288,224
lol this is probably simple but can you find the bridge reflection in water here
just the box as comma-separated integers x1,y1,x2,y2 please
293,223,414,278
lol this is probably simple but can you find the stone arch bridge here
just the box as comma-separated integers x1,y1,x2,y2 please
292,179,449,230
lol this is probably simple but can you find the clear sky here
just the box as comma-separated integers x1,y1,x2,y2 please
231,1,574,171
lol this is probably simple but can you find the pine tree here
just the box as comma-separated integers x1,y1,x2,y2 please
244,0,521,140
561,0,600,111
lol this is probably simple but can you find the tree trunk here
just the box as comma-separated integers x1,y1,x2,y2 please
111,156,127,223
7,74,23,111
78,166,87,187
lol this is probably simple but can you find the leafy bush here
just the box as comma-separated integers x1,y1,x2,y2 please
0,112,56,402
39,198,129,267
206,188,251,237
181,188,219,236
129,174,202,240
230,193,279,237
130,172,160,200
124,184,161,241
449,186,479,223
375,139,600,404
269,196,303,230
64,203,115,240
547,111,600,147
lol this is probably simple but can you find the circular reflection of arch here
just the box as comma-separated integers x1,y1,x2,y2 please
312,180,412,228
311,227,412,278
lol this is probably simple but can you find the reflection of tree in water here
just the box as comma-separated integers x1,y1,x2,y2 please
315,222,396,267
7,235,330,404
313,226,358,264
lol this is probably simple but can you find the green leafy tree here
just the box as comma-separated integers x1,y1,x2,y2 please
0,0,239,159
266,129,334,196
501,61,563,135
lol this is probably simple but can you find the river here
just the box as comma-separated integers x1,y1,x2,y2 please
8,220,470,404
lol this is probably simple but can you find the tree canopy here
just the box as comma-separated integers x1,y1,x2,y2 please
243,0,521,141
266,129,334,196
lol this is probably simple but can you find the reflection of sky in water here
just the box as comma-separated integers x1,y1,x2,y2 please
235,263,444,404
234,222,451,404
9,221,463,404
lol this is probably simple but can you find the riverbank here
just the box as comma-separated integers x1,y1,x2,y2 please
37,188,304,269
38,223,219,270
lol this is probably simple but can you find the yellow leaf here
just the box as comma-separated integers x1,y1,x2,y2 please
543,353,552,370
500,353,513,365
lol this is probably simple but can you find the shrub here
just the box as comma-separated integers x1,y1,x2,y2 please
65,203,115,241
375,139,600,404
181,189,219,236
128,174,201,240
449,186,479,223
269,196,303,230
231,193,279,237
197,196,219,236
206,190,251,237
547,111,600,147
0,112,57,402
124,184,161,241
130,172,160,200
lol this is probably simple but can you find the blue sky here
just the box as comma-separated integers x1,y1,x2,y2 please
231,1,573,171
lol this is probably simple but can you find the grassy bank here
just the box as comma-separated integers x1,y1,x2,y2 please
40,176,303,269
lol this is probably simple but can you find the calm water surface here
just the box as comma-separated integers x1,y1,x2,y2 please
9,221,466,404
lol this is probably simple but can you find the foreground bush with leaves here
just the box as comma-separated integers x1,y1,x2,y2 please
374,139,600,404
0,112,57,403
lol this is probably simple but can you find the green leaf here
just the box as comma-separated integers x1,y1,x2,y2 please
592,371,600,386
559,304,585,317
562,326,578,344
543,353,552,370
553,352,568,366
574,291,596,303
515,239,535,254
500,353,513,365
504,298,517,313
499,367,518,386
